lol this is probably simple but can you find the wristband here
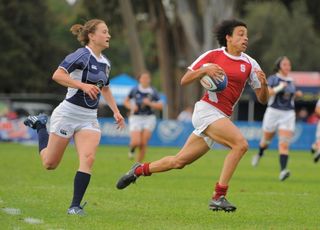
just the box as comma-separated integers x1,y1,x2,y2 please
273,83,285,94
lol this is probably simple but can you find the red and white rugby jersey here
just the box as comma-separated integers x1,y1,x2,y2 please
188,47,262,116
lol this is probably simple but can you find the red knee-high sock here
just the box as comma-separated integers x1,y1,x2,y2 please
134,163,152,176
213,182,228,200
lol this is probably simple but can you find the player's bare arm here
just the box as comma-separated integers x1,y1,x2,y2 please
180,64,224,86
52,68,100,100
269,81,287,96
142,98,163,110
123,96,131,110
101,86,125,129
254,70,269,104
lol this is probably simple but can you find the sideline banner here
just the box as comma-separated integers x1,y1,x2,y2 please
99,119,194,147
0,118,37,142
99,118,316,150
0,118,316,150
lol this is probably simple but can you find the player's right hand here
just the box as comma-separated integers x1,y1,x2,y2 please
114,112,125,129
202,64,225,82
81,83,100,100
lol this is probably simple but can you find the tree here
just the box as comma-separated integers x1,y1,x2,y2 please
147,0,178,118
81,0,134,76
119,0,146,76
244,1,320,73
0,0,58,93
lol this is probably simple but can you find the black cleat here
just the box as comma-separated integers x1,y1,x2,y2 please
24,113,48,129
310,143,317,154
116,163,142,189
314,152,320,163
209,196,237,212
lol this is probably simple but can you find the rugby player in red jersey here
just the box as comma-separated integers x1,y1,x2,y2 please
117,19,269,212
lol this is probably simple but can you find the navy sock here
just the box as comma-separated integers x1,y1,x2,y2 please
279,154,289,171
258,146,267,157
36,123,48,153
70,171,91,208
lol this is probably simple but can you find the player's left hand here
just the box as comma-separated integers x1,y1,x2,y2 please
254,69,267,86
114,112,125,129
295,90,303,98
142,98,152,106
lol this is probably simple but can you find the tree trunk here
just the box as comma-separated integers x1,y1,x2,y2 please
148,0,178,118
119,0,146,76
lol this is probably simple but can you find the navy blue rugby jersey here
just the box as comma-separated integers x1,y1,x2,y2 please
128,85,160,115
59,46,111,109
267,74,297,110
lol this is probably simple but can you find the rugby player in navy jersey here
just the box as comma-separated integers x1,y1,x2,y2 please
24,19,125,215
116,19,269,212
252,56,303,181
311,99,320,162
123,71,163,162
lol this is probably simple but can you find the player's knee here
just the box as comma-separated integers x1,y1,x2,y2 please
42,160,58,170
140,141,148,148
234,138,249,155
279,143,289,153
131,141,140,148
240,139,249,154
261,137,271,147
84,154,95,168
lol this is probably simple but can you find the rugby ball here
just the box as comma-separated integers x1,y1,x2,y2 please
200,74,228,92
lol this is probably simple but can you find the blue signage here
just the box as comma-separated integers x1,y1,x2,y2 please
98,118,316,150
1,118,316,150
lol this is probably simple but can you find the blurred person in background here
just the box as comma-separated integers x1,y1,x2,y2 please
116,19,269,212
296,107,308,122
252,56,303,181
310,98,320,162
24,19,125,215
123,71,163,162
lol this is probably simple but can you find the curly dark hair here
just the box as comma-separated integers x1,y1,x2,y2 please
214,19,247,47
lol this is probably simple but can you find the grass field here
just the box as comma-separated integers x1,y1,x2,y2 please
0,142,319,230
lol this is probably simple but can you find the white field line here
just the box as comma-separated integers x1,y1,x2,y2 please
2,207,21,215
1,199,48,227
23,217,44,225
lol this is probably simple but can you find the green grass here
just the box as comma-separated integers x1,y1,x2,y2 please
0,142,319,230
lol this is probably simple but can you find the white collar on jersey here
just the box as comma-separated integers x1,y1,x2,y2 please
138,84,153,93
85,46,103,60
276,73,293,81
85,46,110,66
221,46,249,63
